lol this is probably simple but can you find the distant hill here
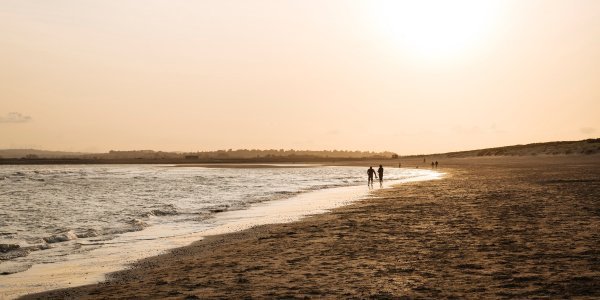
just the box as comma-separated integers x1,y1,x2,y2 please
414,138,600,158
0,149,89,159
0,148,396,162
91,149,397,160
2,139,598,162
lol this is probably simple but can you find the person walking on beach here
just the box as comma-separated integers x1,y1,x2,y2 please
378,165,384,184
435,161,438,168
367,166,377,186
431,162,435,169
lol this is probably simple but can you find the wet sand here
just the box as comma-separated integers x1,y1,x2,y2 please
22,156,600,299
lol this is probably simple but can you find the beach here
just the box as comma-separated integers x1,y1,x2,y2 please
20,155,600,299
3,0,599,298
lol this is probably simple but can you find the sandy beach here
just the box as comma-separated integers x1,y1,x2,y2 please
21,155,600,299
3,0,599,298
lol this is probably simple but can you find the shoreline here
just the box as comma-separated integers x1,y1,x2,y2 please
15,156,600,298
1,168,440,299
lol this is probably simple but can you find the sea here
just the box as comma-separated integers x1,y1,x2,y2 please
0,164,440,298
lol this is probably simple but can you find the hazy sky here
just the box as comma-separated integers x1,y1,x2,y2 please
1,0,599,154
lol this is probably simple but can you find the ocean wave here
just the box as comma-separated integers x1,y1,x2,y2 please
207,204,230,213
43,230,78,244
76,229,100,238
127,218,149,229
0,243,50,262
101,219,150,236
150,209,178,216
274,190,297,195
14,224,149,253
0,243,20,253
25,244,51,251
139,203,179,217
42,227,140,244
0,248,29,261
143,209,178,217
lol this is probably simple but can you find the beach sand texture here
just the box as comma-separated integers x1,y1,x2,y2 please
22,156,599,299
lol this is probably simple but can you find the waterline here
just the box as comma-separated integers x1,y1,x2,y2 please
0,168,442,299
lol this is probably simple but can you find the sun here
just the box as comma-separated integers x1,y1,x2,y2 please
369,0,501,60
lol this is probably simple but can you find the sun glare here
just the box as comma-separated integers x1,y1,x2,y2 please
370,0,501,60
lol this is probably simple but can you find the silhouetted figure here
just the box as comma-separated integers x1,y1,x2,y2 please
423,158,426,163
377,165,383,188
435,161,438,168
399,162,401,168
367,166,377,186
431,162,434,169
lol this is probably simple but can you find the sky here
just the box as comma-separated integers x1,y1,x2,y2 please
1,0,599,155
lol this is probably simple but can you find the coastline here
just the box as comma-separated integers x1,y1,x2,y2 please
1,167,439,299
17,156,600,298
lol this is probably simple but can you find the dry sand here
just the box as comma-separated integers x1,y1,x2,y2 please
22,156,600,299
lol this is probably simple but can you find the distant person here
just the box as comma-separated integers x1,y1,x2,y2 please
367,166,377,185
431,162,434,169
435,161,438,168
423,158,426,163
399,162,401,168
378,165,384,183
